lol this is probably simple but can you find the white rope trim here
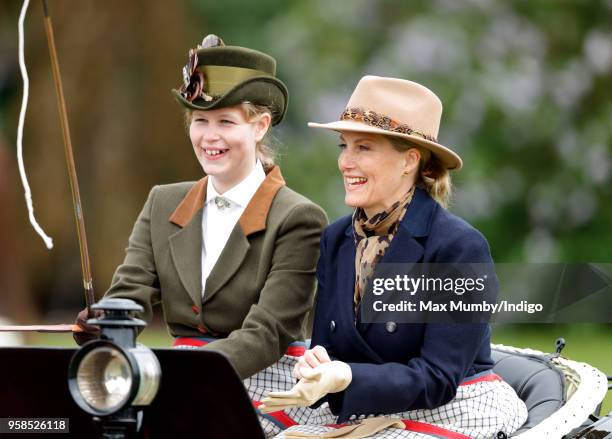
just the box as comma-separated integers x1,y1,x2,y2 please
492,343,608,438
17,0,53,249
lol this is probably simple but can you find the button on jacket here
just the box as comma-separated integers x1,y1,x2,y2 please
104,166,328,379
310,187,495,422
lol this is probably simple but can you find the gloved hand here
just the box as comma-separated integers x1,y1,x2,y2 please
283,417,405,438
293,345,331,380
73,308,102,345
260,361,352,413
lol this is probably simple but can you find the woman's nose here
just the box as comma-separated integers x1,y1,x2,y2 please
338,149,355,171
202,126,221,142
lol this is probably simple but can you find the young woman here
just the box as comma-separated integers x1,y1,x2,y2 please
74,35,327,437
261,76,527,439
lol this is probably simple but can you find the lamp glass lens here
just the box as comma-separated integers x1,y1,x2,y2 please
77,347,132,412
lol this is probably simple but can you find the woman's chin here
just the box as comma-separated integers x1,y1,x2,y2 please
199,161,226,176
344,195,366,209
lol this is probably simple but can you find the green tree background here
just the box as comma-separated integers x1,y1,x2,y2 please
0,0,610,399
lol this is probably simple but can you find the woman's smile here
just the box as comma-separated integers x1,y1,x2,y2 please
344,175,368,191
201,147,230,160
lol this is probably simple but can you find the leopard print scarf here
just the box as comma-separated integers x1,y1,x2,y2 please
353,186,415,309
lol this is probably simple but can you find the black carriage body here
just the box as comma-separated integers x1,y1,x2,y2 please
0,347,265,438
1,344,608,438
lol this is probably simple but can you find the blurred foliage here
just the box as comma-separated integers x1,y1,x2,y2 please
0,0,610,331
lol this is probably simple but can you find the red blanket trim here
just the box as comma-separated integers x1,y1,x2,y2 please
322,420,471,438
402,420,472,439
460,372,502,387
173,337,207,347
252,401,298,428
173,337,305,357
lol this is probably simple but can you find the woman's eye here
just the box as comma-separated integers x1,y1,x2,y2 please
221,119,235,125
194,118,207,123
338,143,347,149
358,144,370,151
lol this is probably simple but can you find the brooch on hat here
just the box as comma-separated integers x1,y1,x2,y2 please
179,35,225,103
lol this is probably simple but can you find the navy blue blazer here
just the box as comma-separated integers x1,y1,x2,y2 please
310,187,495,422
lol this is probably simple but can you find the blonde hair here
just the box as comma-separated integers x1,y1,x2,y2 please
388,136,452,208
183,102,277,170
240,102,277,170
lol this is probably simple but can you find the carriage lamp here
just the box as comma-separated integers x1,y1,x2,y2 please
68,298,161,436
69,339,160,415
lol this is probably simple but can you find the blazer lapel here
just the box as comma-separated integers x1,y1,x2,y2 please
239,166,285,236
378,225,425,264
358,188,436,333
337,231,385,363
379,187,435,265
168,177,207,306
165,166,285,306
202,224,250,304
203,165,286,303
169,208,203,306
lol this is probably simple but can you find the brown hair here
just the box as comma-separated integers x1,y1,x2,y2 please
388,136,452,208
183,103,278,170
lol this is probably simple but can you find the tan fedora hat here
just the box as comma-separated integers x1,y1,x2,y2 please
308,75,462,170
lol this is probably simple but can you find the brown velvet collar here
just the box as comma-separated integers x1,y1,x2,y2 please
169,166,286,236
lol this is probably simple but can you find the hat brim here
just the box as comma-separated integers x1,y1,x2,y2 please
308,120,462,170
172,76,288,126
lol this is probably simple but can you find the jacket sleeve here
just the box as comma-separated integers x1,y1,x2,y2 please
104,186,161,325
202,203,328,379
327,228,495,422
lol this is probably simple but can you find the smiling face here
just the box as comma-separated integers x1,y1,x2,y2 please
338,132,421,217
189,105,270,193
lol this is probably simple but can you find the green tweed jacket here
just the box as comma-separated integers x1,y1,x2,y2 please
104,166,328,379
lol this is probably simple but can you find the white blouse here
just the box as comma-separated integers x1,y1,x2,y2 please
201,161,266,298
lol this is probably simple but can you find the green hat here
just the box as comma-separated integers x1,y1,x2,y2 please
172,35,288,125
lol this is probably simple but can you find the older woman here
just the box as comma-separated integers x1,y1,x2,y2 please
74,35,327,437
261,76,527,439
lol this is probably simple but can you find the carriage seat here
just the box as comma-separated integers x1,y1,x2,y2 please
491,347,566,435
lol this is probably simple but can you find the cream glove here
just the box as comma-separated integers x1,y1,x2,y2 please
259,361,352,413
283,417,405,438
